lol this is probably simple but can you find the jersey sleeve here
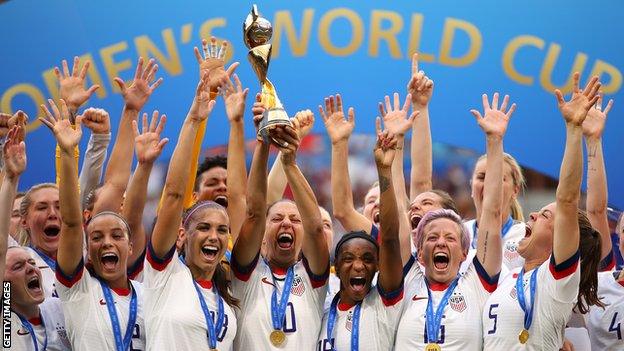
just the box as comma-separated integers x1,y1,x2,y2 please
143,240,185,290
54,257,89,302
230,251,261,304
302,255,329,289
402,253,423,287
462,256,500,304
544,251,581,303
598,248,616,272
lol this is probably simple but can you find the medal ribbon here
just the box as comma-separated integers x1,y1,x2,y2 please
270,265,295,331
425,277,459,344
192,280,225,349
516,267,538,332
327,293,362,351
30,246,56,271
16,313,47,351
99,280,138,351
471,216,514,249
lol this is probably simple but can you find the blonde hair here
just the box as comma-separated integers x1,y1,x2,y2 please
475,153,526,222
17,183,58,246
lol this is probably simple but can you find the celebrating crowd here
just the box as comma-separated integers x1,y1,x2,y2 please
2,37,621,351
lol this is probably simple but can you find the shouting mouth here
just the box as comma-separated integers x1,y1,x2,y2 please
277,233,294,250
201,245,219,260
433,252,450,270
214,196,228,208
349,276,367,293
43,225,61,238
100,252,119,271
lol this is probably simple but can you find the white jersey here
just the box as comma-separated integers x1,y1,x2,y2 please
586,271,624,350
143,244,237,350
395,256,498,351
26,247,59,300
231,253,329,350
54,260,145,351
6,298,71,350
462,219,526,273
324,270,341,312
483,253,580,350
317,285,404,351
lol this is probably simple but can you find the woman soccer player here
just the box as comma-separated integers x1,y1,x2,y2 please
482,73,603,350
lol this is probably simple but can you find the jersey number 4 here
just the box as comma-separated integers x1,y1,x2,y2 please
609,312,622,340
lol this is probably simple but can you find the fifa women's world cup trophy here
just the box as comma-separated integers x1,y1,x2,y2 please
243,4,292,142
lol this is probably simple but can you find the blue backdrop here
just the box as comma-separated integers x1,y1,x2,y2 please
1,0,622,208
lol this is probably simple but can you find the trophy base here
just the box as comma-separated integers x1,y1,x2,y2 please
257,107,291,141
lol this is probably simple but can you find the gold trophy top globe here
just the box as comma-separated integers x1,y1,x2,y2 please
243,5,273,49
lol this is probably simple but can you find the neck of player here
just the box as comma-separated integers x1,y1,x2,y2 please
13,301,40,320
522,256,547,273
268,256,297,271
188,262,216,281
35,244,56,259
106,274,130,290
339,289,365,307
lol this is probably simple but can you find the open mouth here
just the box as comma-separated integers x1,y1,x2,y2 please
277,233,293,250
43,225,60,237
349,276,367,293
214,196,228,208
201,245,219,260
373,212,380,225
100,252,119,270
26,276,41,293
524,224,532,238
433,252,449,270
410,215,422,229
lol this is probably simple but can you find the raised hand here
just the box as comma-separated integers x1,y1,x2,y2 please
39,99,83,151
251,93,266,139
81,107,111,135
221,74,249,123
470,93,516,138
194,37,240,91
0,111,28,141
555,72,601,126
583,93,613,140
55,57,100,113
132,111,169,164
3,126,26,179
114,57,163,111
378,92,419,137
290,109,315,139
407,54,434,108
319,94,355,145
373,118,398,168
189,72,217,122
274,125,300,166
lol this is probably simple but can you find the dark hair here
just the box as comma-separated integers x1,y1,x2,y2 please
183,200,239,308
334,231,379,259
429,189,459,214
576,210,604,314
194,155,228,191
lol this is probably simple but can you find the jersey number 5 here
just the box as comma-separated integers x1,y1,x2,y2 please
487,304,499,335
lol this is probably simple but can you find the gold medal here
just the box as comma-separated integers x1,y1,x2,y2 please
425,343,442,351
518,329,529,344
270,330,286,346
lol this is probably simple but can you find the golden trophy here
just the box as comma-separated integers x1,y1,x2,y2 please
243,4,291,141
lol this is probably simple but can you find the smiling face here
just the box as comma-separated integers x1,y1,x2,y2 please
22,187,61,256
264,201,303,267
196,167,228,207
418,218,467,284
4,247,44,308
362,185,380,226
409,192,446,230
471,157,519,216
184,207,230,277
517,202,556,260
336,238,378,304
86,214,132,284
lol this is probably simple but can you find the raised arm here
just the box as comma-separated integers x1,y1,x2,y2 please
408,54,434,199
123,111,169,269
553,73,601,264
320,95,370,233
267,109,315,204
374,121,403,293
0,126,26,274
150,74,215,258
470,93,516,276
79,109,111,208
40,99,84,275
221,74,249,241
582,95,613,263
93,57,163,214
274,126,328,275
378,93,418,265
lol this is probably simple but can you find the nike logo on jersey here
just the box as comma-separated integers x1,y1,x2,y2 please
99,299,117,305
261,277,276,288
17,328,30,336
412,295,428,301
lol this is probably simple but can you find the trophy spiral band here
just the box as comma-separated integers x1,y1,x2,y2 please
244,4,291,139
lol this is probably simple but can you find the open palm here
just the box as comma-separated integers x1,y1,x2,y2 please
380,93,418,136
133,111,169,164
555,72,600,126
55,57,100,112
319,94,354,144
471,93,516,138
583,96,612,140
114,57,163,111
39,99,83,151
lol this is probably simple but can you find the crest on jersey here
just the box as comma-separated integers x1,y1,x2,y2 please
449,293,466,313
504,241,520,262
290,274,306,296
345,311,353,332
